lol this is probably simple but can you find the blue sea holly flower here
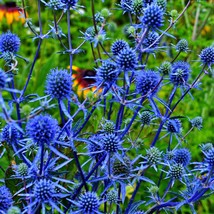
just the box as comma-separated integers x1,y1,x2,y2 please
135,70,161,97
73,192,101,214
46,68,72,100
176,39,189,52
168,163,184,180
170,61,191,86
0,186,13,212
199,46,214,66
173,148,191,167
60,0,78,8
143,31,159,52
132,0,144,15
143,0,154,7
95,60,118,89
120,0,133,13
2,123,20,146
102,133,122,153
140,4,164,29
26,114,58,145
167,119,182,134
111,39,129,56
22,178,67,214
116,47,137,71
41,0,65,10
0,32,20,54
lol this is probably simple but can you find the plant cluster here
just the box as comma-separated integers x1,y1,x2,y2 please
0,0,213,213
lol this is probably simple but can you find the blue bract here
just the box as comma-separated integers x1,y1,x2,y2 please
46,68,72,100
0,32,20,53
60,0,78,8
26,114,58,145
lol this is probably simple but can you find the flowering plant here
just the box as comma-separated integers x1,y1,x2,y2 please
0,0,213,213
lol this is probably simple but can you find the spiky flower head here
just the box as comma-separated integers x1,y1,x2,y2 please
2,124,20,146
148,185,159,195
170,61,191,86
140,4,164,29
0,186,13,212
0,68,7,89
159,61,172,75
46,68,72,100
26,114,58,145
116,47,137,71
167,119,182,134
79,192,100,213
102,120,115,133
169,163,184,179
143,31,159,51
135,70,161,96
164,151,174,163
143,0,154,7
46,0,65,10
111,39,129,56
190,116,203,130
96,60,117,85
199,46,214,66
204,148,214,167
139,111,153,126
113,157,131,177
176,39,189,52
106,190,118,204
102,133,121,153
157,0,167,11
7,206,21,214
120,0,133,13
132,0,143,14
60,0,78,8
16,163,28,177
173,148,191,167
0,32,20,53
146,147,162,165
34,179,56,202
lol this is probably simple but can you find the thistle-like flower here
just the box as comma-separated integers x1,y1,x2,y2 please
26,114,58,145
2,124,20,146
0,32,20,53
111,39,129,56
0,185,13,212
116,47,138,71
158,61,172,76
45,68,72,100
74,192,101,213
199,46,214,66
190,116,203,130
173,148,191,167
135,70,161,97
169,163,184,180
167,119,182,134
170,61,191,86
176,39,189,52
140,4,164,29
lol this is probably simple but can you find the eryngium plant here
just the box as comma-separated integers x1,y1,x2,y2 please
0,0,213,213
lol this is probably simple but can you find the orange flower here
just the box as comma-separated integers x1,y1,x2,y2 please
0,2,25,25
71,65,99,98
